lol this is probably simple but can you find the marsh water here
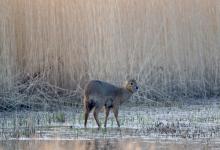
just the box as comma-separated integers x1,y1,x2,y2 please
0,101,220,149
0,138,220,150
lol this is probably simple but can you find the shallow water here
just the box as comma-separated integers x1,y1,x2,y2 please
0,139,220,150
0,102,220,149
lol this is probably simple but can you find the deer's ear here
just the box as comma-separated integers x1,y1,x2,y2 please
125,74,131,81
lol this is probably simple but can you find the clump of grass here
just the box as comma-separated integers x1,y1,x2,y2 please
54,112,65,123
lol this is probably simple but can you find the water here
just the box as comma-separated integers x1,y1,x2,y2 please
0,138,219,150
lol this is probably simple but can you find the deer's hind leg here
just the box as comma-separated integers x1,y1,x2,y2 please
84,98,96,128
104,107,110,128
104,98,113,128
84,109,90,128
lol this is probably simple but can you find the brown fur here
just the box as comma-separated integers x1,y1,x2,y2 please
83,79,138,128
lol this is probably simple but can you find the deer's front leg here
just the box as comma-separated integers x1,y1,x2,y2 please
113,107,120,127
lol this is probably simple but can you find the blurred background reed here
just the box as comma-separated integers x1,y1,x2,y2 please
0,0,220,108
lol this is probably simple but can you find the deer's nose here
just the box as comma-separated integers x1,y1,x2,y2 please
136,86,139,90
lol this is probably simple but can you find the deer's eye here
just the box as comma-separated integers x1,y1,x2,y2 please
130,82,133,85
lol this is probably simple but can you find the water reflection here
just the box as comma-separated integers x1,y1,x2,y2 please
0,139,217,150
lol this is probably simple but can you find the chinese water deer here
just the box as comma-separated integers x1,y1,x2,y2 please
83,79,138,128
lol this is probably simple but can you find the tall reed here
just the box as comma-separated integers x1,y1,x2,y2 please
0,0,220,99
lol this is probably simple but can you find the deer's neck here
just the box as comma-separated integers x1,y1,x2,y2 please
118,88,133,104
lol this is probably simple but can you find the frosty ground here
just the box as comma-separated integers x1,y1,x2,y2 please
0,99,220,149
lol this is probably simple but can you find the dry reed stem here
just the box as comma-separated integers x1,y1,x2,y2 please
0,0,220,104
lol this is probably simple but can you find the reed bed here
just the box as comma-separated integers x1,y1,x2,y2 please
0,0,220,108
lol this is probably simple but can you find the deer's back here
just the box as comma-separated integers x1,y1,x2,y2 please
84,80,120,98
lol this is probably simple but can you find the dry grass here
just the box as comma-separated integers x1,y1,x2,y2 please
0,73,81,111
0,0,220,106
